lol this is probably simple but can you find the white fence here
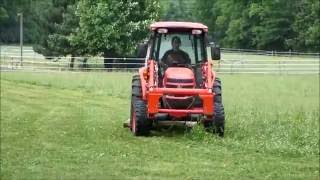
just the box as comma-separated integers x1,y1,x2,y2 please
221,48,320,58
0,46,319,74
215,59,319,74
1,55,319,74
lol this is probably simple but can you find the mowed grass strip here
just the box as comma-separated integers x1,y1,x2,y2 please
1,72,319,179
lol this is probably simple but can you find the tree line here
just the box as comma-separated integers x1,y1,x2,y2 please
164,0,319,52
195,0,320,52
0,0,159,64
0,0,319,60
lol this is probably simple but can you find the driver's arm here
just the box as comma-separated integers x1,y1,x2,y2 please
161,50,172,65
182,51,191,64
160,51,170,67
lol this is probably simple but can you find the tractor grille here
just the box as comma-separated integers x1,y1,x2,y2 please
166,84,194,89
166,78,194,83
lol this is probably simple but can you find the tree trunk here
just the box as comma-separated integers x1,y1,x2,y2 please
70,55,75,69
103,49,118,70
83,57,88,70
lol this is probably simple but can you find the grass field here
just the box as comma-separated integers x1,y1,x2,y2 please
1,72,319,179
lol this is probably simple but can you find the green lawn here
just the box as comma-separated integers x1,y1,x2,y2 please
1,72,319,179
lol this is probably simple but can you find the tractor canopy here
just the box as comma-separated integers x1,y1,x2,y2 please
150,21,208,32
148,21,210,65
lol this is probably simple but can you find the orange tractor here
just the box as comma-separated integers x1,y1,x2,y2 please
127,22,225,136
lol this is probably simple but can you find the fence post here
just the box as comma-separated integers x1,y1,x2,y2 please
289,49,292,57
32,57,34,71
11,57,13,69
230,62,234,74
278,59,282,75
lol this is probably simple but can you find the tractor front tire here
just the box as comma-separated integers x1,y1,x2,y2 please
130,75,151,136
204,78,225,137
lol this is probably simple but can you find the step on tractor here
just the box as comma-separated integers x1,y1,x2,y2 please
125,21,225,137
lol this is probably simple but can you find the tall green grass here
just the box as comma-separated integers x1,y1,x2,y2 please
1,72,319,179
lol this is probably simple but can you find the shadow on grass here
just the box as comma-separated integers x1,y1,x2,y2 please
149,125,222,142
122,120,222,141
150,126,191,137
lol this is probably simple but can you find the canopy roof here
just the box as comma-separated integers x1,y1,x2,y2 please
150,21,208,32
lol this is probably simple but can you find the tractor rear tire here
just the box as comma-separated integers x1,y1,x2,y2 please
130,75,151,136
204,78,225,137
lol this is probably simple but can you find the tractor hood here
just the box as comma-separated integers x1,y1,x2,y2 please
162,67,196,109
163,67,195,88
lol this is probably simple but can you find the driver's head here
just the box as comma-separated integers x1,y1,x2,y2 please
171,36,181,51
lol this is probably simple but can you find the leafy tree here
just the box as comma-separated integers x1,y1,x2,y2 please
194,0,247,47
0,0,42,43
1,0,318,53
71,0,159,67
0,7,9,23
33,0,79,59
160,0,195,21
288,0,320,52
193,0,319,52
218,1,253,49
250,1,295,50
48,0,81,68
33,0,82,68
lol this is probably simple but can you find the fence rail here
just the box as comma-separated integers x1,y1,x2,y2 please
221,48,320,57
0,54,319,74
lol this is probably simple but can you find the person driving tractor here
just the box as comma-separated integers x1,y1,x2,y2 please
161,36,191,67
127,21,225,137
